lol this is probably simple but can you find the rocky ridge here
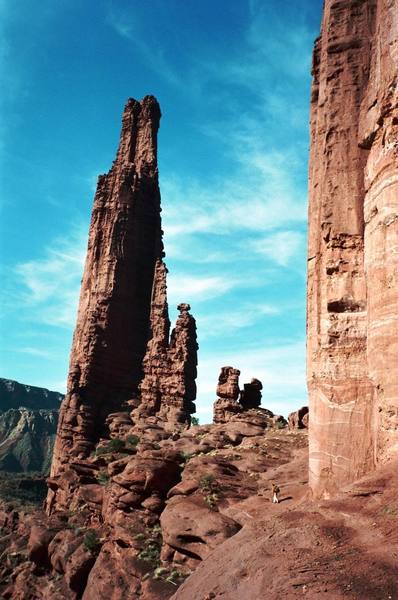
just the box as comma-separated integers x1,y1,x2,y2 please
0,367,295,599
0,379,62,413
0,379,62,475
0,409,58,473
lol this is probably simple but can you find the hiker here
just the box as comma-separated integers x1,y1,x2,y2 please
271,483,280,503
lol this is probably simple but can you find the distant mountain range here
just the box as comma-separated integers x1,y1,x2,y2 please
0,378,63,473
0,378,63,411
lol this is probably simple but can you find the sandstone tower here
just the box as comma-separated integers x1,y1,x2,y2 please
307,0,398,497
51,96,164,476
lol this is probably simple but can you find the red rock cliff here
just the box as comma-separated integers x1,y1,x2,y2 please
51,96,163,476
307,0,398,497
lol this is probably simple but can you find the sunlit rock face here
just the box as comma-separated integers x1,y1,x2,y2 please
307,0,398,498
51,96,164,477
137,259,198,428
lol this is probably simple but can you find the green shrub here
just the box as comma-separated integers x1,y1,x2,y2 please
191,416,199,426
205,492,220,509
137,541,160,567
95,438,125,455
199,474,215,490
276,421,285,430
83,530,100,553
107,438,125,452
126,434,140,447
180,451,194,464
97,471,110,486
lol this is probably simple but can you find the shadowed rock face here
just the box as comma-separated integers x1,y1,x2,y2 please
307,0,398,497
0,379,62,412
51,96,163,475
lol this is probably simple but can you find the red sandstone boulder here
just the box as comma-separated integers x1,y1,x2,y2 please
160,495,240,563
27,524,55,567
239,378,262,409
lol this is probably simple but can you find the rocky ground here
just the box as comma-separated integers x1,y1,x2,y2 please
174,452,398,600
0,408,396,599
0,408,304,599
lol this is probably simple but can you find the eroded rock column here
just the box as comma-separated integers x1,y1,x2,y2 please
51,96,163,476
138,260,198,428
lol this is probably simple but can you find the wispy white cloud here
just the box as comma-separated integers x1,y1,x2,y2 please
197,303,281,339
250,230,305,267
107,8,183,89
162,160,306,240
15,225,86,328
17,346,53,359
167,273,239,305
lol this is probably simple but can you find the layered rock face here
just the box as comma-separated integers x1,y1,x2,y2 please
0,408,58,473
51,96,163,475
307,0,398,497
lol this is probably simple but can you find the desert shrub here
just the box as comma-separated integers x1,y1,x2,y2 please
126,434,139,447
191,416,199,426
180,451,195,464
148,524,162,537
153,567,169,579
199,474,215,490
97,471,110,486
95,438,125,455
380,504,398,517
137,541,160,567
107,438,125,452
83,530,100,553
276,421,286,430
205,492,220,509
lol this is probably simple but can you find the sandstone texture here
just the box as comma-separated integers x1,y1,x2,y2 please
0,424,305,599
137,260,198,428
47,97,200,516
288,406,309,431
307,0,398,497
51,96,164,476
171,457,398,600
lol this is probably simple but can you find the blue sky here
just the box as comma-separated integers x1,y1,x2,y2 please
0,0,323,422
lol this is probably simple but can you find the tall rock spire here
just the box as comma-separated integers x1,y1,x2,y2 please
51,96,163,475
137,260,198,428
307,0,398,497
